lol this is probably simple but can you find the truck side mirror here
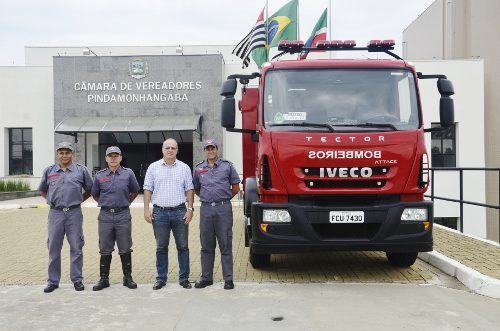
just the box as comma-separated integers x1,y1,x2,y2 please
221,78,237,97
437,78,455,127
437,78,454,96
440,97,454,128
221,98,236,129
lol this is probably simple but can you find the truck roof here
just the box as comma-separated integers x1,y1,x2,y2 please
269,59,409,70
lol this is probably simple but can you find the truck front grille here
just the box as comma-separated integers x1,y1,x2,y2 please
305,180,386,189
301,167,390,176
312,224,380,240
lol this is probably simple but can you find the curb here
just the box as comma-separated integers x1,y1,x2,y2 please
419,251,500,299
0,204,44,210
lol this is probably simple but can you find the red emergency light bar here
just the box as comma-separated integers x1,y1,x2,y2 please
316,40,357,49
278,40,304,52
367,39,396,48
275,38,401,60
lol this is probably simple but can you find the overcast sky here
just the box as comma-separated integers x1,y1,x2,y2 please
0,0,435,66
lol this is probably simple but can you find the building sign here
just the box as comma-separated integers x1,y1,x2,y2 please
53,54,222,119
68,57,204,104
73,80,202,103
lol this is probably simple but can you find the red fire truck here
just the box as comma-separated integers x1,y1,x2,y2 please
221,40,454,268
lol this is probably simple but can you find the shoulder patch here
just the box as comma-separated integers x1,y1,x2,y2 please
196,168,209,174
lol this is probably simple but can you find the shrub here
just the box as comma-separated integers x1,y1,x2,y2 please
0,179,31,192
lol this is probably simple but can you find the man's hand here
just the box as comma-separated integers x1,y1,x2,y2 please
83,191,91,202
144,209,152,224
183,210,193,224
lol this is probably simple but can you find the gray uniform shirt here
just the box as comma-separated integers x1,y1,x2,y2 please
38,163,93,207
193,158,240,203
91,166,140,208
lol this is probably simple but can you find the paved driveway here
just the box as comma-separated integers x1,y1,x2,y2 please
0,206,457,286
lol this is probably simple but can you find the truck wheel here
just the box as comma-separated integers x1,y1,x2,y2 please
386,252,418,267
249,251,271,268
244,226,250,247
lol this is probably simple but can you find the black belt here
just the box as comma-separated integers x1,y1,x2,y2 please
101,206,129,213
153,203,186,211
50,204,81,212
201,200,230,206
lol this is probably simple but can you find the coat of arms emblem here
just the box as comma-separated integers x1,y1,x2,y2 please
129,58,148,79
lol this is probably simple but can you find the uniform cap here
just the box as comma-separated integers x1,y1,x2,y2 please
106,146,122,155
56,141,74,151
203,139,218,149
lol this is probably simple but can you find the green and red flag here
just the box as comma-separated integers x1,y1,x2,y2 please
300,8,328,59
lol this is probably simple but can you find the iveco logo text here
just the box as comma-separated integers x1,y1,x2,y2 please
320,167,373,178
308,150,382,159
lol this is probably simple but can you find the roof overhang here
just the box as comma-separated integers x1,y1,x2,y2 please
55,115,202,135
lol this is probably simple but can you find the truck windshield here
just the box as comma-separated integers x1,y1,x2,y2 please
263,69,420,131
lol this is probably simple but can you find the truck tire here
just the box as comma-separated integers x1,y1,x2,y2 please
249,251,271,268
386,252,418,267
244,177,258,217
244,226,250,247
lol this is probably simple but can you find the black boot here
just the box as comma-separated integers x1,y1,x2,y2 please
120,252,137,289
93,255,111,291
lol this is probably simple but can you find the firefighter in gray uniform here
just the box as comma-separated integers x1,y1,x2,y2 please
38,142,93,293
193,139,240,290
91,146,140,291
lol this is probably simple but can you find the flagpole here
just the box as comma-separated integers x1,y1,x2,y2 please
328,0,332,59
328,0,332,40
296,0,300,60
265,0,269,63
297,0,300,41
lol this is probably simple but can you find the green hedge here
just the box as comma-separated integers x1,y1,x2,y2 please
0,179,31,192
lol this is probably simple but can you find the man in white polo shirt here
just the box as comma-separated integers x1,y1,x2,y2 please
143,138,194,290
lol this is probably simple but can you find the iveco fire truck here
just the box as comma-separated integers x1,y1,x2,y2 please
221,40,455,268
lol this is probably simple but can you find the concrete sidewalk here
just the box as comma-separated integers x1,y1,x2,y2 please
1,283,499,331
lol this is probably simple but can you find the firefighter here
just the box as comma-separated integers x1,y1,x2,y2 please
39,142,93,293
91,146,140,291
193,139,240,290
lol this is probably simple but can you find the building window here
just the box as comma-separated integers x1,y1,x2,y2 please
9,128,33,175
434,217,458,230
431,123,456,167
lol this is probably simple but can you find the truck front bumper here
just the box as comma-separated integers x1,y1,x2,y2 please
250,200,433,254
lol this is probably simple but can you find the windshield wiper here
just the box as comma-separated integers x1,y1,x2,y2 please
329,123,398,131
269,122,335,132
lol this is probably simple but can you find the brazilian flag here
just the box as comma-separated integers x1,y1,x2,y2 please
253,0,298,68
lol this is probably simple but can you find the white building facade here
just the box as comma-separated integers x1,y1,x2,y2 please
404,0,499,241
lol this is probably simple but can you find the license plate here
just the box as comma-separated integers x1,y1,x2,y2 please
329,211,365,223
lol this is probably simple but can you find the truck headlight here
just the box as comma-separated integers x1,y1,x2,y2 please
401,208,428,221
263,209,291,223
